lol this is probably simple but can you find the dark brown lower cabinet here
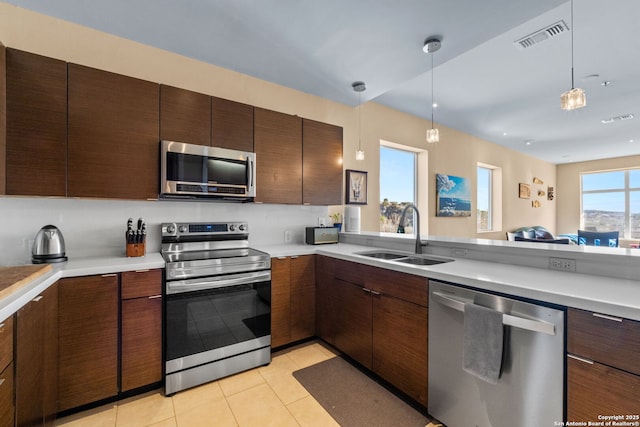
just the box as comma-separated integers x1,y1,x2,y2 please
334,278,373,370
121,269,162,392
58,275,118,412
373,295,428,408
567,355,640,421
15,283,57,427
0,362,14,427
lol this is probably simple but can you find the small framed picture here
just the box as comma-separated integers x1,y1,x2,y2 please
346,169,367,204
519,183,531,199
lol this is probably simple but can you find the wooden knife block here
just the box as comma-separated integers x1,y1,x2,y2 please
126,242,145,257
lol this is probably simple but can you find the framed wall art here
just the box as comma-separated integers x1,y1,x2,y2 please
519,183,531,199
436,173,471,217
346,169,367,204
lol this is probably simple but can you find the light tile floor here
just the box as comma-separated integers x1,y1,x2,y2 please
54,341,440,427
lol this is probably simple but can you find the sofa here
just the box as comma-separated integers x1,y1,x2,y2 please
506,226,571,244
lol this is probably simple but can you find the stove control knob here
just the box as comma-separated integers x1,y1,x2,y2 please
239,224,246,231
229,224,236,231
166,224,176,234
178,225,188,233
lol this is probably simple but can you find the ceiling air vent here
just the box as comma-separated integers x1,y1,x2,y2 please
514,20,569,49
601,113,635,124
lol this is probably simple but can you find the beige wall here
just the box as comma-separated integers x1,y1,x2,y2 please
557,154,640,235
0,3,557,239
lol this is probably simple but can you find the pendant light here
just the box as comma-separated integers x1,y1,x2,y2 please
560,0,586,110
423,38,441,143
353,81,366,160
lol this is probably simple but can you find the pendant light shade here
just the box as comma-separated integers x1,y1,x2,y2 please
561,0,586,110
424,38,441,143
353,81,366,160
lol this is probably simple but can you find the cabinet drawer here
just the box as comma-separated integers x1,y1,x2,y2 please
0,316,13,373
567,355,640,421
121,269,162,299
365,266,428,307
330,258,366,286
568,308,640,375
0,362,14,427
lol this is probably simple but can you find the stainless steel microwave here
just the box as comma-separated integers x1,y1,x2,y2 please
160,140,256,201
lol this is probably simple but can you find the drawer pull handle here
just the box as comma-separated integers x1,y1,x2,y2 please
362,288,372,294
148,295,162,300
568,354,594,365
370,290,381,296
592,313,623,322
291,256,299,259
0,378,4,386
32,295,43,302
0,323,4,329
277,256,287,260
102,274,118,278
135,269,150,273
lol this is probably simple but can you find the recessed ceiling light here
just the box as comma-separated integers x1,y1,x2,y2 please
524,139,534,146
503,132,508,136
601,81,613,87
630,139,635,143
432,102,438,108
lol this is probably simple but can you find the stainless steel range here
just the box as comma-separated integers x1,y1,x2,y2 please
161,221,271,395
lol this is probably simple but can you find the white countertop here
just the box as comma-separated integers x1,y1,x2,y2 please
2,242,639,323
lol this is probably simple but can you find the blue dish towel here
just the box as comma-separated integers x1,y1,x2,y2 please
462,303,504,384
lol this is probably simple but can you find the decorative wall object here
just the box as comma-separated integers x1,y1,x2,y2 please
345,169,367,204
436,174,471,217
533,177,544,184
532,200,541,208
547,187,555,201
537,190,546,197
519,183,531,199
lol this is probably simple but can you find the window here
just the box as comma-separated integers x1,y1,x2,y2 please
477,166,492,231
581,168,640,238
379,145,417,233
476,163,502,232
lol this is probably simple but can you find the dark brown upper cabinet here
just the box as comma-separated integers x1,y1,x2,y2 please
67,64,160,200
302,119,343,205
211,96,254,152
160,85,211,146
254,107,302,204
5,49,67,196
0,43,6,195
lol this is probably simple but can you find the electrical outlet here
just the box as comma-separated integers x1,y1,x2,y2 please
451,248,468,258
284,230,292,243
549,257,576,272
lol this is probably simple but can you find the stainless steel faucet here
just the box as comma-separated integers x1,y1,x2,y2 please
397,203,424,254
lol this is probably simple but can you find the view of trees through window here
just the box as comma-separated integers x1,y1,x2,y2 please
380,146,416,233
477,166,492,231
581,169,640,238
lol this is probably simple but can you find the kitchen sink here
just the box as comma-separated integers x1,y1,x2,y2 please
395,256,451,266
356,251,407,260
355,251,453,266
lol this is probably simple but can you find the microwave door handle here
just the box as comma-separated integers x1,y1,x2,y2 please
248,156,255,191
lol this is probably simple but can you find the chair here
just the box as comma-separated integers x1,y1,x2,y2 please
577,230,620,247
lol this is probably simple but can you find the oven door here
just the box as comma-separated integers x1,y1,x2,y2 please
165,270,271,374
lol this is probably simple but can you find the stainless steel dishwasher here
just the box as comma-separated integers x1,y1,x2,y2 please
428,280,565,427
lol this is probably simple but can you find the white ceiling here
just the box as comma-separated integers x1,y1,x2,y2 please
6,0,640,164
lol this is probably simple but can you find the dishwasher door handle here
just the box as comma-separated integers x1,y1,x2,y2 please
431,291,556,336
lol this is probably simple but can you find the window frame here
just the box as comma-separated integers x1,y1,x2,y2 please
476,162,502,233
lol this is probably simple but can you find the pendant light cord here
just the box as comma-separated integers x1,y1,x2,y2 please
570,0,575,89
358,90,362,151
431,52,435,129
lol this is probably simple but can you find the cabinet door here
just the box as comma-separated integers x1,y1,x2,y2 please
6,49,67,196
68,64,159,200
334,278,372,369
15,294,45,427
290,255,316,342
0,316,13,374
0,362,14,427
58,275,118,412
271,257,291,347
254,108,302,204
567,355,640,421
42,284,58,427
315,256,338,346
0,44,5,194
373,295,428,407
160,85,211,146
302,119,343,205
212,97,254,152
121,296,162,392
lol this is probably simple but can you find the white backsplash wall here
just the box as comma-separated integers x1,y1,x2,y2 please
0,197,328,265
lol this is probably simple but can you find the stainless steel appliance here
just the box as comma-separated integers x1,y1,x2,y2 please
32,224,68,263
160,140,256,201
428,280,565,427
162,221,271,395
305,227,339,245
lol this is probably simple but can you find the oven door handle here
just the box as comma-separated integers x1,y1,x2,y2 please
167,270,271,295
